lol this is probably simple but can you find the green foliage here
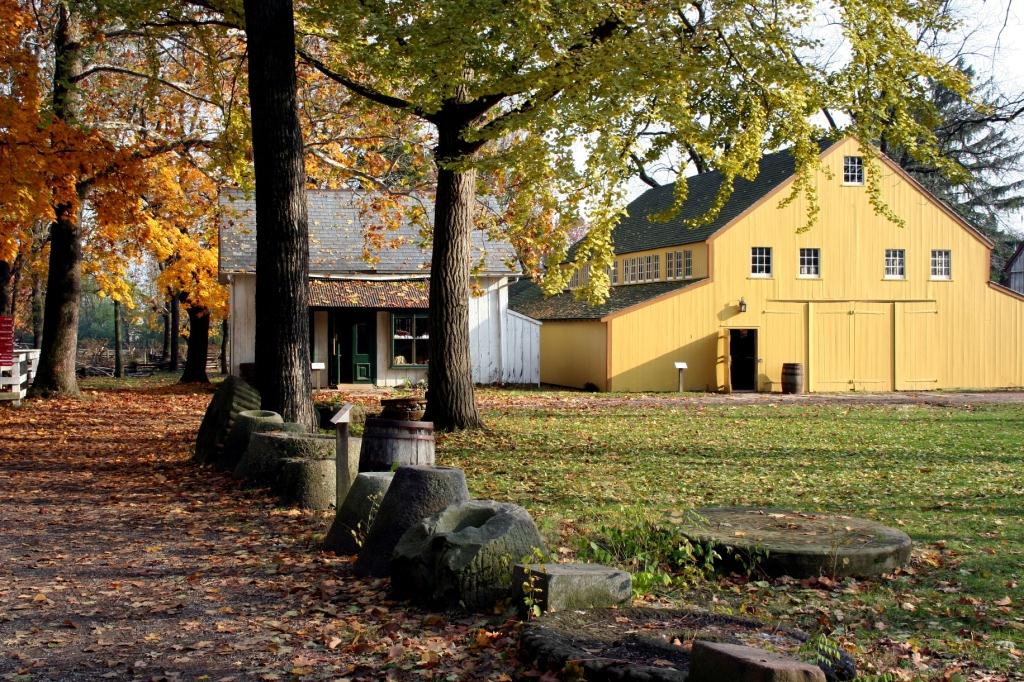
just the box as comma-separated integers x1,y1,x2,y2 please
576,506,718,596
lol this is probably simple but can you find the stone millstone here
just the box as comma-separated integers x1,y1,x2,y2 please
218,410,283,471
689,641,825,682
234,430,333,486
232,422,307,480
278,457,335,509
193,376,261,464
323,471,394,555
513,563,631,615
354,466,469,578
391,500,548,611
675,507,912,579
519,607,855,682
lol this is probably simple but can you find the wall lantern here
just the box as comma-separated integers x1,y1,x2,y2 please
738,297,747,313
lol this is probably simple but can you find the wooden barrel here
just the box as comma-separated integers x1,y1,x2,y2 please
781,363,804,394
359,417,435,472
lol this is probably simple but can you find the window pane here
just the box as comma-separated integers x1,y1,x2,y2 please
394,314,413,338
751,247,772,275
885,249,905,278
414,340,429,365
393,339,413,365
684,250,692,277
799,248,820,276
415,314,430,339
843,156,864,184
931,250,951,279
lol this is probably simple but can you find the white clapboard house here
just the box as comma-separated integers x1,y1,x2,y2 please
1007,243,1024,296
218,190,541,387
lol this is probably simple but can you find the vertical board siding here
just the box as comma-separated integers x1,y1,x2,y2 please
229,274,256,376
311,311,328,388
503,310,541,384
540,320,607,389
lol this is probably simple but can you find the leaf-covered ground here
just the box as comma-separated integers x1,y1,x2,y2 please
445,389,1024,680
0,381,521,682
3,381,1023,681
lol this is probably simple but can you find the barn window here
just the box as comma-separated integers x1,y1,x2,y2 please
750,247,772,277
931,250,951,280
799,248,820,278
843,156,865,184
392,313,429,366
884,249,905,279
684,250,693,278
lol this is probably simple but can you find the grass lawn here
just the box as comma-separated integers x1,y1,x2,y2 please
442,392,1024,679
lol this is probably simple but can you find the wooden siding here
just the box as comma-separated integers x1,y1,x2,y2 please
228,273,256,376
502,311,542,384
597,138,1024,392
539,320,607,389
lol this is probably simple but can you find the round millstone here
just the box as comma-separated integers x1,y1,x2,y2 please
674,507,912,579
519,606,854,681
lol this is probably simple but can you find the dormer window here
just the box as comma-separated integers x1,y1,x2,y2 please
843,155,865,185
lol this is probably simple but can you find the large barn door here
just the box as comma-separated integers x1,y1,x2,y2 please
810,302,894,391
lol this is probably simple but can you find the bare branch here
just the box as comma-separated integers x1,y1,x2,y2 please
70,66,219,108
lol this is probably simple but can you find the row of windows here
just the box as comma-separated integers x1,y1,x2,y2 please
750,247,952,280
618,254,661,284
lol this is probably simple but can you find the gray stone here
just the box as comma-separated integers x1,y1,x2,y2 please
354,466,469,578
391,500,548,611
513,563,631,614
193,376,261,464
278,457,335,509
689,641,826,682
218,410,283,471
231,421,308,480
234,431,334,485
323,471,394,555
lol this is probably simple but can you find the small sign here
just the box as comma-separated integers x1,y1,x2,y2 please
0,316,13,366
674,361,688,370
310,362,326,371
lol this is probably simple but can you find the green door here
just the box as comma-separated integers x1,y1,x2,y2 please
351,317,375,384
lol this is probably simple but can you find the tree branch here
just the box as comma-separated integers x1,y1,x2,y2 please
297,48,427,118
630,153,662,188
70,66,219,107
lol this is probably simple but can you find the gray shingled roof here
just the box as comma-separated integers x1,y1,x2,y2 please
508,278,706,320
219,189,517,276
600,141,834,256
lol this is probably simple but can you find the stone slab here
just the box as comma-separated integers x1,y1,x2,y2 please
689,640,826,682
513,563,631,614
323,471,394,555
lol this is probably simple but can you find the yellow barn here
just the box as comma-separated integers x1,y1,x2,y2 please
509,137,1024,392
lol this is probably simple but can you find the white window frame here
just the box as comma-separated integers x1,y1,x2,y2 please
683,250,693,278
750,246,772,278
843,155,865,185
666,251,675,279
798,248,821,279
884,248,906,280
930,249,951,280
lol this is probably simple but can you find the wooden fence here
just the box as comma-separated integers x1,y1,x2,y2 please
1,350,40,406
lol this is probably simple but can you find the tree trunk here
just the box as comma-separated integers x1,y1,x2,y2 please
0,260,10,318
31,270,43,349
113,299,124,379
423,123,483,430
180,305,210,384
220,318,229,374
243,0,316,428
7,258,19,318
161,309,170,362
31,3,83,397
169,295,180,372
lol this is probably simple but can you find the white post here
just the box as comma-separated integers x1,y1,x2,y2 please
331,404,356,509
674,361,688,393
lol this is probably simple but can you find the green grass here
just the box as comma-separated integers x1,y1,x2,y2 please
442,396,1024,676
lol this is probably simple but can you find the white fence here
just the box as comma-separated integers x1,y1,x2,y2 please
1,350,40,405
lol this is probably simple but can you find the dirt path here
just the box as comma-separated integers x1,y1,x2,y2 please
0,386,518,682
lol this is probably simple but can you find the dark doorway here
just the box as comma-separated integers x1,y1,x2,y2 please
729,328,758,391
327,310,376,384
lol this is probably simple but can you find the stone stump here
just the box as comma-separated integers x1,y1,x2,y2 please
391,500,548,611
513,563,631,614
354,466,469,578
193,376,260,464
218,410,283,471
235,431,333,486
232,422,307,480
323,471,394,555
279,457,335,509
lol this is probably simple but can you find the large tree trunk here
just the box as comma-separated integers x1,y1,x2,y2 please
31,3,82,397
7,258,20,317
0,260,10,317
32,199,83,395
113,299,124,379
31,270,43,349
243,0,316,428
423,123,483,430
180,305,210,384
169,295,180,372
